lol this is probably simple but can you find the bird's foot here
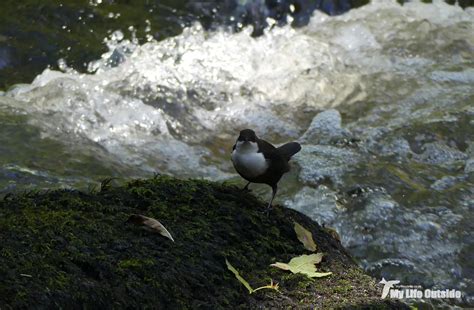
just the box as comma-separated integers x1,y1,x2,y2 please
241,182,252,192
261,204,273,216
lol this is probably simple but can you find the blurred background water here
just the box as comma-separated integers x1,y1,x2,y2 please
1,0,473,307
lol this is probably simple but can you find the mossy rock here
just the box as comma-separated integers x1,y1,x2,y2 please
0,176,408,309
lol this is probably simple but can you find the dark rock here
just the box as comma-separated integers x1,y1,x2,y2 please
0,175,408,309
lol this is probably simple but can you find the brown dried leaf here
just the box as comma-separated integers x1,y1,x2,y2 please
126,214,174,242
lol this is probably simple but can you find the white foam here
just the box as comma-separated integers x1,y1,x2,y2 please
2,0,472,179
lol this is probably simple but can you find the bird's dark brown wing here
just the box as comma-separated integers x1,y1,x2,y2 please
256,138,276,154
257,138,290,174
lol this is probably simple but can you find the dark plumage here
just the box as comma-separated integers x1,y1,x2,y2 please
231,129,301,210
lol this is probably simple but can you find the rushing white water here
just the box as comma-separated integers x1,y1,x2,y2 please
1,0,473,305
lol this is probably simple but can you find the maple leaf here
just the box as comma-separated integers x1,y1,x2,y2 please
271,253,332,278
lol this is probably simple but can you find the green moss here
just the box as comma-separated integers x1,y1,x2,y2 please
118,258,155,270
333,279,353,294
47,271,70,289
0,176,408,309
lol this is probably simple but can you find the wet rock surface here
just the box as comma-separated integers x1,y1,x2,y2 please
300,109,352,144
288,108,473,306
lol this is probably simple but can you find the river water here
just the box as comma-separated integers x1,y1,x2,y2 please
1,0,473,306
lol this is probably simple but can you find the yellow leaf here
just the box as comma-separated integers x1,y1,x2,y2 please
226,259,254,294
126,214,174,242
226,260,279,294
294,222,317,252
270,262,290,271
271,253,332,278
253,279,279,293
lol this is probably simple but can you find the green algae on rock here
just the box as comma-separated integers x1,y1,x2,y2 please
0,176,408,309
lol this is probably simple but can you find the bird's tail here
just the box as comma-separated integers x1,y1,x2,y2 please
277,142,301,161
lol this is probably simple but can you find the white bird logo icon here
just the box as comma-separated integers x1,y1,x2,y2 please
379,278,400,299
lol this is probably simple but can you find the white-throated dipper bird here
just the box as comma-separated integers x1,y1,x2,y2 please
231,129,301,211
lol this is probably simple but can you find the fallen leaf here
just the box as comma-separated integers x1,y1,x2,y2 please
294,222,317,252
253,279,279,293
271,253,332,278
226,260,279,294
226,259,254,294
126,214,174,242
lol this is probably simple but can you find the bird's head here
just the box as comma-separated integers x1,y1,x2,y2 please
235,129,258,153
237,129,257,143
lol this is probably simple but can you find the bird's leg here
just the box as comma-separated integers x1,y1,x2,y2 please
242,181,251,192
264,185,277,213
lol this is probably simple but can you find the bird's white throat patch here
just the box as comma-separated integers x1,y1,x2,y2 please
234,140,258,153
231,141,268,178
